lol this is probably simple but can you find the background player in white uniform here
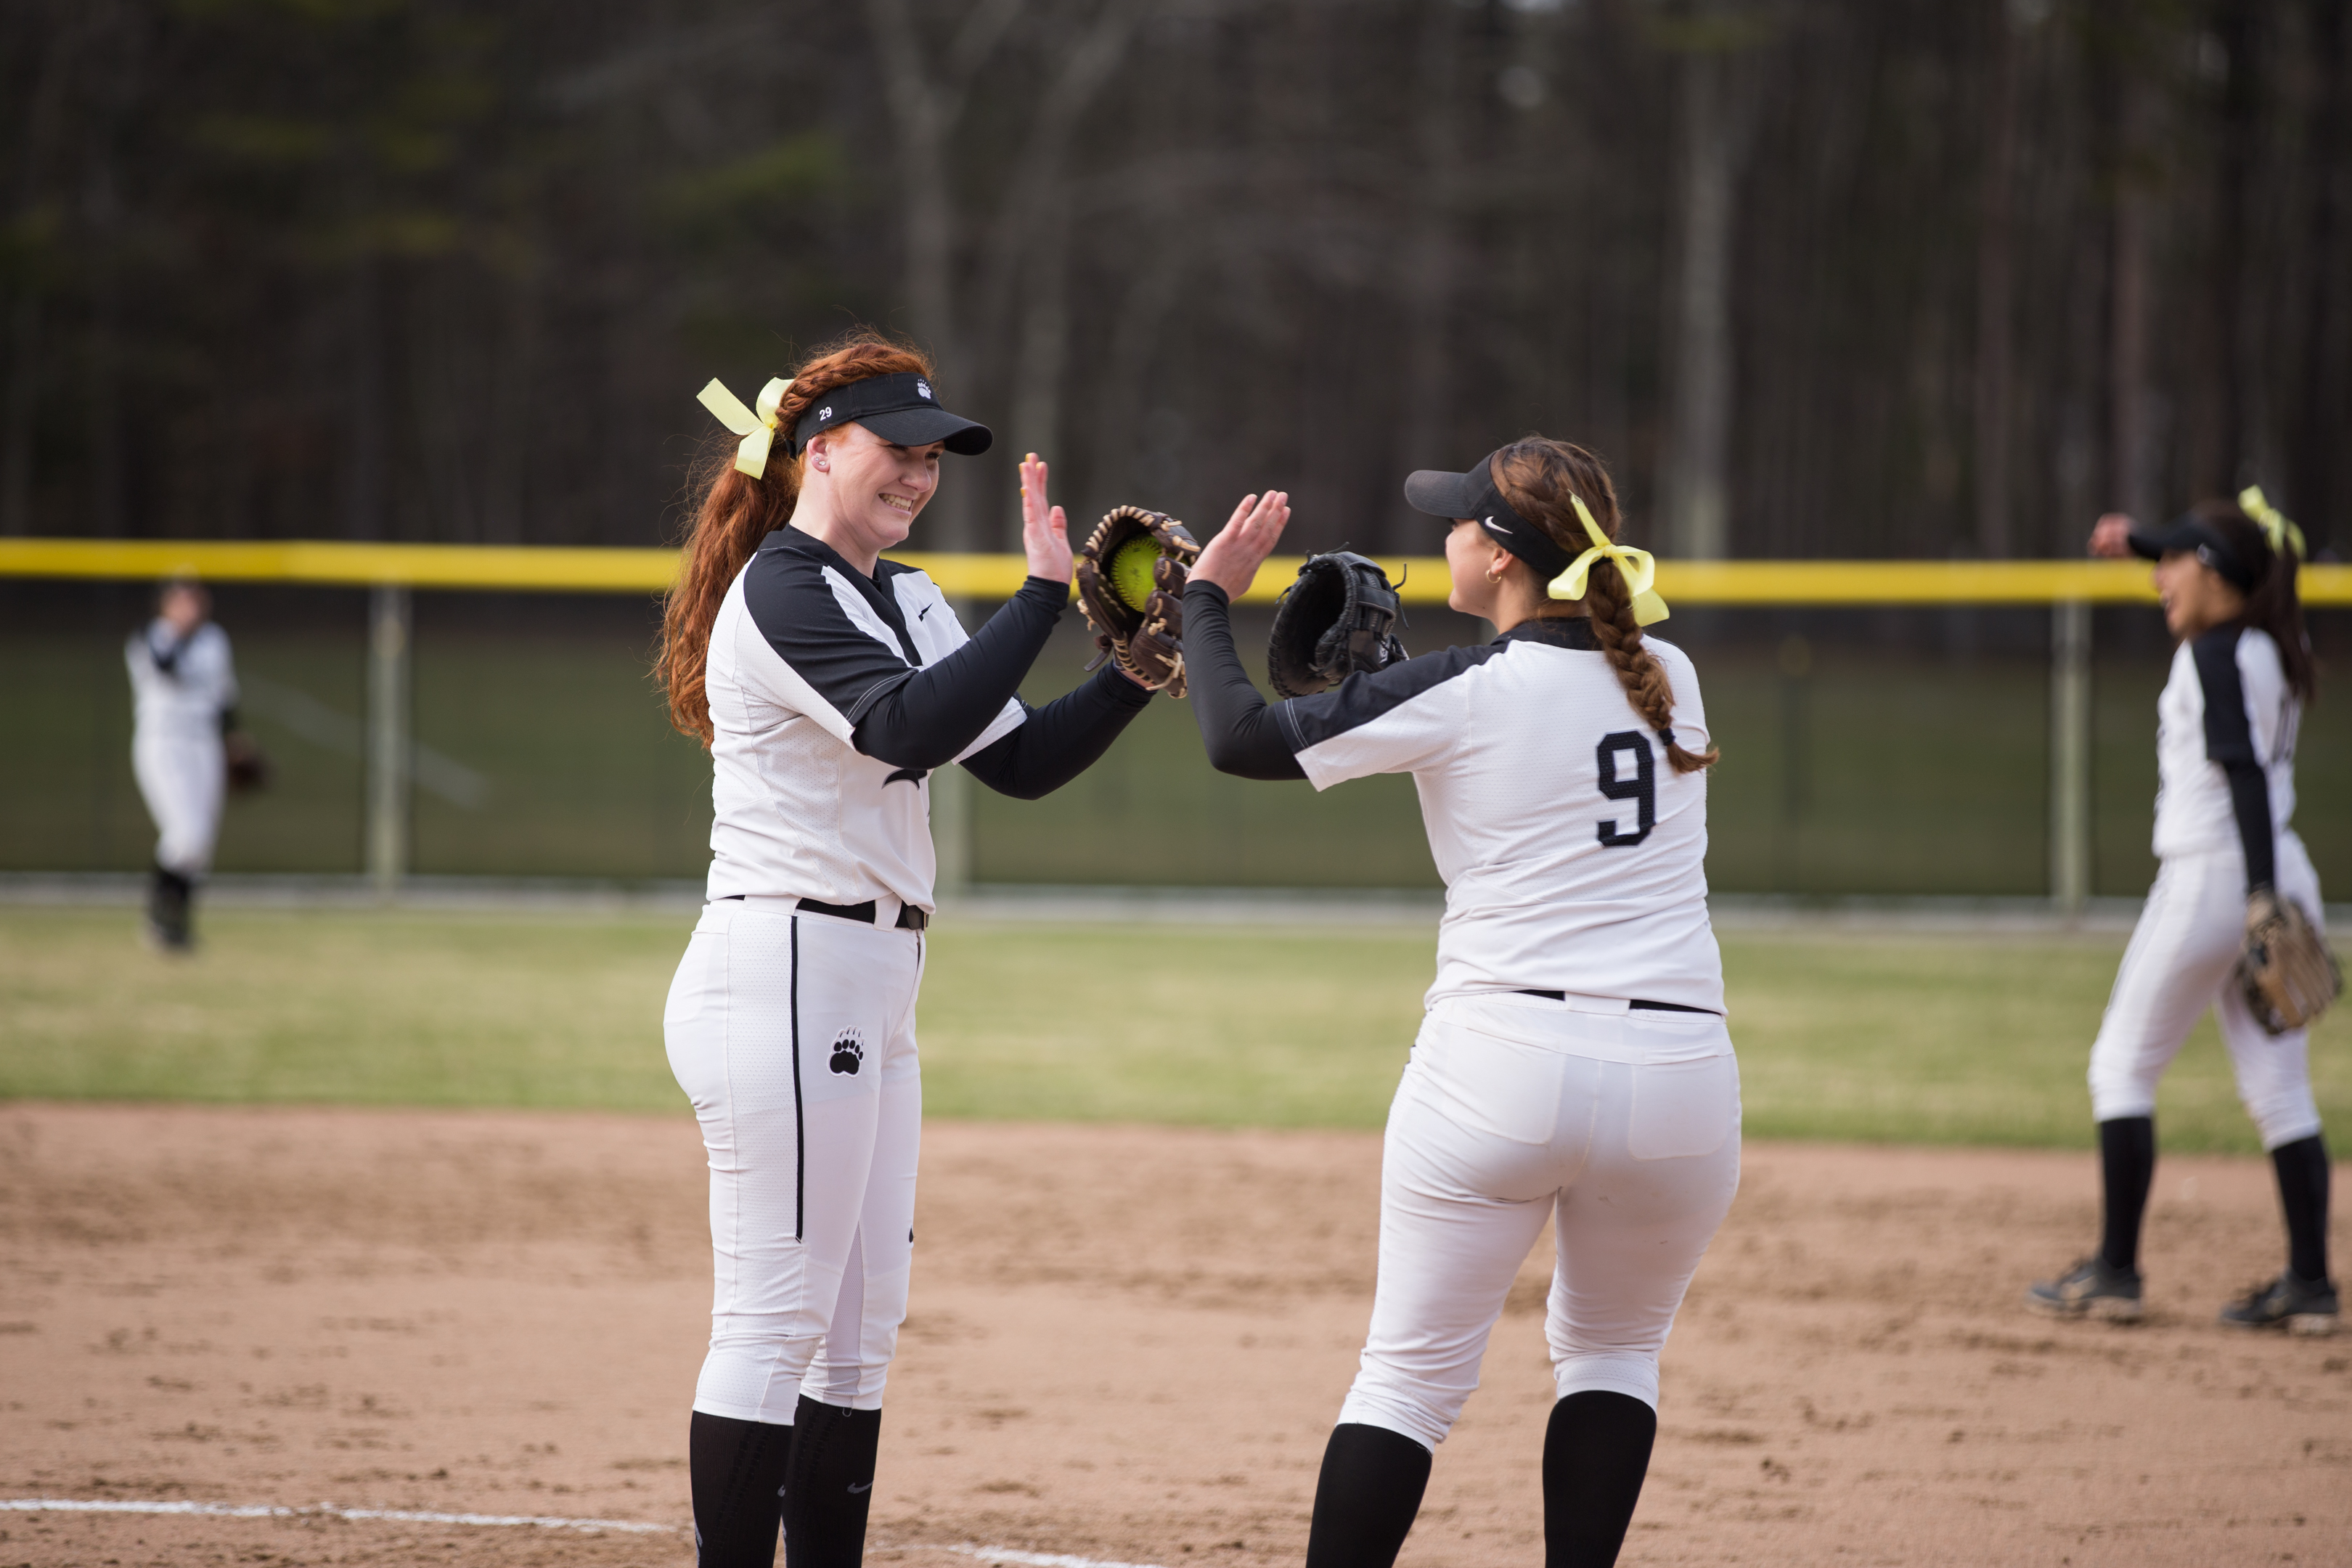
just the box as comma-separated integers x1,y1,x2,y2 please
654,334,1155,1568
125,577,238,950
1183,439,1739,1568
2028,497,2335,1333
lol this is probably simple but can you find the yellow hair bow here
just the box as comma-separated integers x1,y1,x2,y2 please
1547,494,1670,625
697,376,793,480
2237,485,2306,563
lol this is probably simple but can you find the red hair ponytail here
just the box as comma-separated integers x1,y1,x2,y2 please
657,330,938,746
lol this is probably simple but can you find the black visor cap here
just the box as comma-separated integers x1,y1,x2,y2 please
2126,515,2255,589
790,372,992,457
1402,451,1573,579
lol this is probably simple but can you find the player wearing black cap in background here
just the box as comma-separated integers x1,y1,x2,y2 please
656,332,1156,1568
2026,491,2336,1334
1183,438,1739,1568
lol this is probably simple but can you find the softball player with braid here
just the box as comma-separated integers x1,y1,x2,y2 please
655,332,1155,1568
1184,438,1738,1568
2027,490,2336,1333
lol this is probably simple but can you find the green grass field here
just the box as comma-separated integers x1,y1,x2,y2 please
3,905,2343,1153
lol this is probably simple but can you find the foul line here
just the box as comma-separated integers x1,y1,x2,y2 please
0,1498,674,1535
923,1545,1167,1568
1,1499,1169,1568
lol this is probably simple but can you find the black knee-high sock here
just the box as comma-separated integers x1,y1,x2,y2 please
2271,1134,2332,1283
1302,1423,1432,1568
690,1410,793,1568
781,1396,882,1568
2097,1116,2157,1273
1542,1391,1657,1568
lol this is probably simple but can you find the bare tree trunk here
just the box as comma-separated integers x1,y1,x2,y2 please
2211,0,2260,488
1663,46,1748,560
0,290,38,535
2107,87,2155,523
2295,0,2351,544
1007,186,1071,543
343,256,389,540
1400,0,1460,538
1,7,84,537
484,257,540,544
989,0,1153,540
862,0,1029,551
83,152,126,538
1972,0,2020,557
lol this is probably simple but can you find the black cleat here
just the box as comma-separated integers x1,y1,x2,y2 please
2218,1271,2340,1335
2025,1256,2144,1323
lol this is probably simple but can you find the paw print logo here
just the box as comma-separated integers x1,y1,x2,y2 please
828,1026,865,1076
915,379,934,401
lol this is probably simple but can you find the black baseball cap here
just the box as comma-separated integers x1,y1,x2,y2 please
1403,449,1574,579
791,372,992,457
2126,515,2256,589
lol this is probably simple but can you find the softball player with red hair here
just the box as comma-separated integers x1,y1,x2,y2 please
1183,438,1739,1568
656,332,1153,1568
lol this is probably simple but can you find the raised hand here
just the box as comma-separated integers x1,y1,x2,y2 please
1019,452,1074,584
1188,490,1292,599
2087,513,2136,560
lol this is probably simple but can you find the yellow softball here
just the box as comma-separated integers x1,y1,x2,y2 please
1109,539,1161,611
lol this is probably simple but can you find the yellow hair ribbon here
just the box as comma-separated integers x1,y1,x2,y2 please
696,376,793,480
1546,494,1670,625
2237,485,2306,563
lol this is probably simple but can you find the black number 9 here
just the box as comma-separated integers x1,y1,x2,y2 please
1596,730,1655,846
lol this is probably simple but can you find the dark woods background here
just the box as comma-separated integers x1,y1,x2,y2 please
4,0,2348,563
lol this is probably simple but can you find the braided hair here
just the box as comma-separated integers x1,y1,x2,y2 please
1493,438,1720,775
657,330,938,746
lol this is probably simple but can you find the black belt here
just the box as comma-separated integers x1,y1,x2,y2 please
722,895,928,930
1515,989,1712,1013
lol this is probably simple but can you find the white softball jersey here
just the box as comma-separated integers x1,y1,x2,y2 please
126,618,237,876
672,525,1148,1429
702,530,1025,915
2151,625,2299,864
2091,621,2324,1150
1276,618,1723,1013
1183,587,1739,1442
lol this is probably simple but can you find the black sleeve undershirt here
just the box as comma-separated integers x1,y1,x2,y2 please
2189,624,2276,892
852,576,1069,771
960,663,1152,799
1180,581,1307,781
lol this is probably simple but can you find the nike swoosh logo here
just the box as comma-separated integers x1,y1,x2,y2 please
848,1482,873,1494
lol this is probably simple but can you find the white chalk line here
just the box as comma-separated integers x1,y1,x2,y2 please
1,1498,674,1535
920,1545,1167,1568
1,1498,1169,1568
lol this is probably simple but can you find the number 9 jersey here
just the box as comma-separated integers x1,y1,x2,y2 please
1273,616,1721,1013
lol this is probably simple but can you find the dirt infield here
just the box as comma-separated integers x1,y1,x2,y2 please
0,1103,2345,1567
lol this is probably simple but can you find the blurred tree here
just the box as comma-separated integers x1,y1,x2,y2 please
0,0,2340,558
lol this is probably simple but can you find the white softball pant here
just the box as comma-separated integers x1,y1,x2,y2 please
132,731,224,876
1339,994,1742,1451
665,899,924,1424
2089,837,2326,1150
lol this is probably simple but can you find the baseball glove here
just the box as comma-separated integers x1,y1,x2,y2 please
2238,889,2342,1035
1074,506,1201,697
1266,551,1408,700
225,730,272,794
